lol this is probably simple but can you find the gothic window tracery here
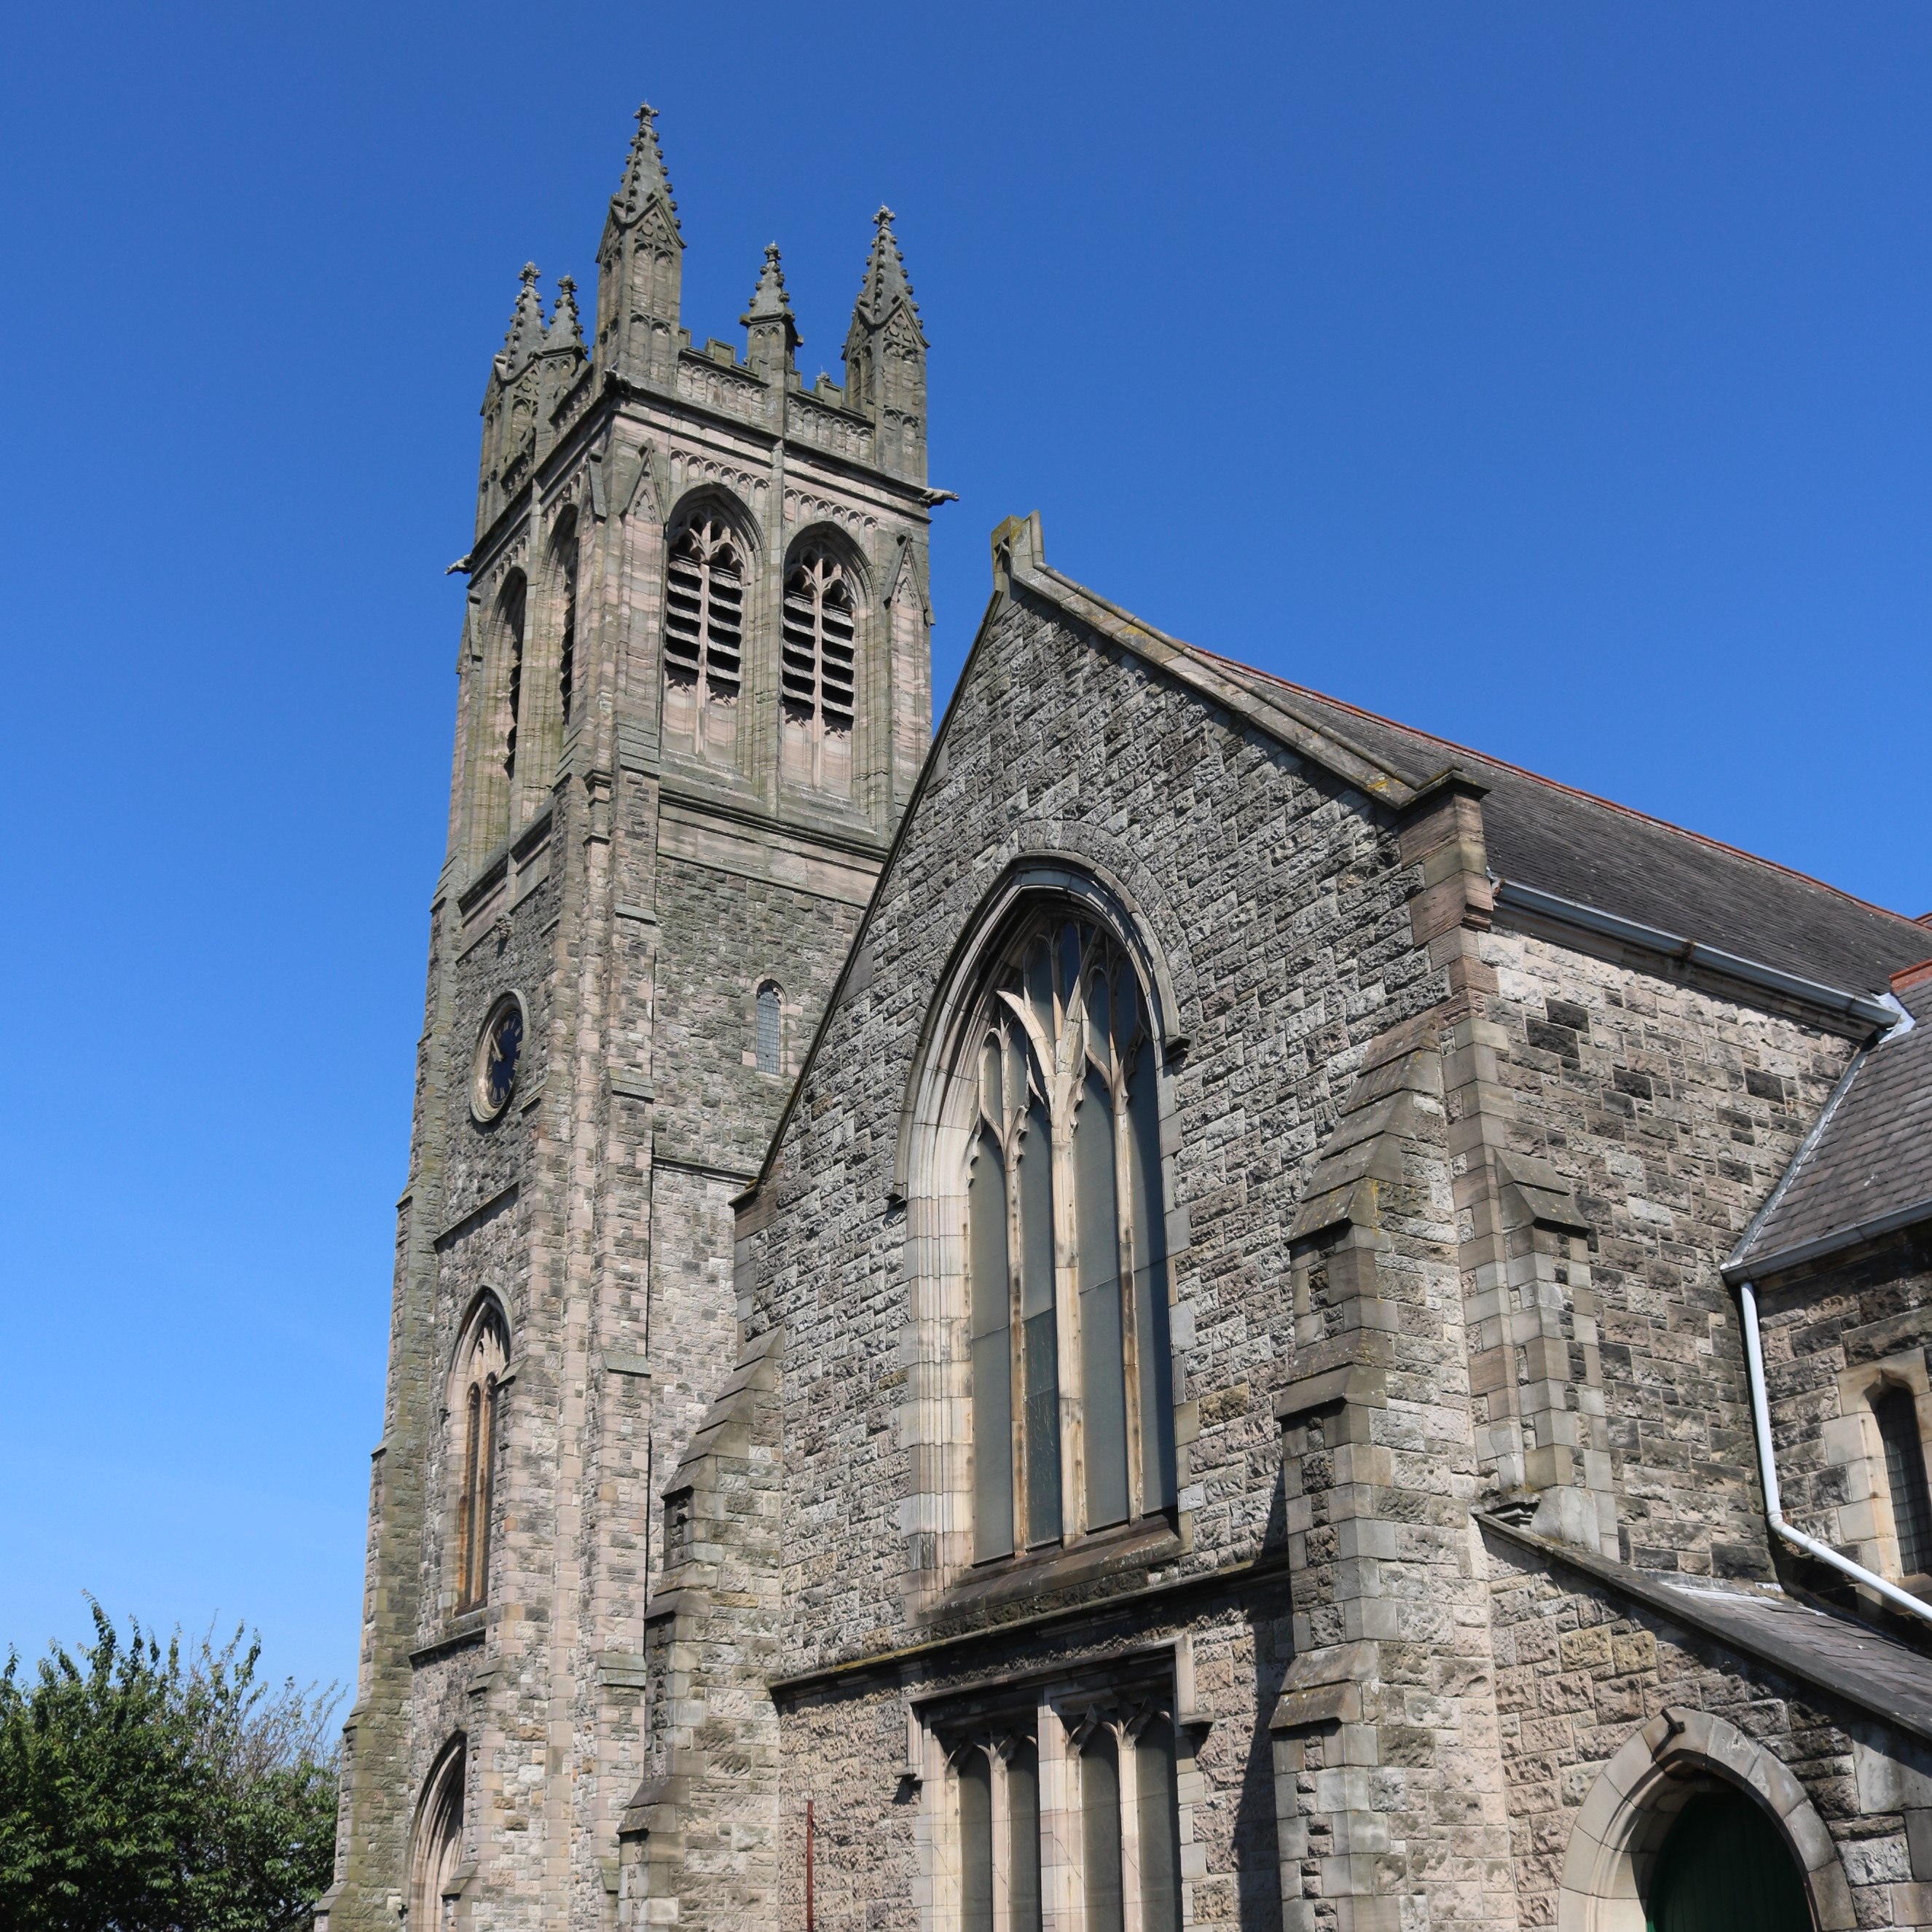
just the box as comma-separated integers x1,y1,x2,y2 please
662,510,744,761
965,910,1174,1562
452,1303,508,1613
780,546,857,794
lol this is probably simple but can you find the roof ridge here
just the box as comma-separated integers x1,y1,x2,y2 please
1201,649,1920,932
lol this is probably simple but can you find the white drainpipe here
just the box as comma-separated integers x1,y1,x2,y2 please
1739,1278,1932,1628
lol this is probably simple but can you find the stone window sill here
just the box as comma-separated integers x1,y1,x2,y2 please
932,1515,1183,1624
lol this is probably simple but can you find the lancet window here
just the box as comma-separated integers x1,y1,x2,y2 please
500,576,526,785
941,1678,1184,1932
965,911,1174,1562
780,546,857,794
1874,1384,1932,1577
756,981,782,1077
555,511,578,729
452,1303,508,1613
662,510,744,760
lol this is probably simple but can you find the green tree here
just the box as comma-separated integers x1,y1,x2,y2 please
0,1604,339,1932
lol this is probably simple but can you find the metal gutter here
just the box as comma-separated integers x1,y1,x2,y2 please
1489,877,1899,1032
1727,1195,1932,1287
1737,1279,1932,1630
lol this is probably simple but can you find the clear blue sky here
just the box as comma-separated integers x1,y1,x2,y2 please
2,3,1927,1698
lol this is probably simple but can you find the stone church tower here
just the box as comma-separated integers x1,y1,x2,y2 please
319,105,940,1932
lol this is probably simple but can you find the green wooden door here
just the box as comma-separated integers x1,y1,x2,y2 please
1646,1788,1812,1932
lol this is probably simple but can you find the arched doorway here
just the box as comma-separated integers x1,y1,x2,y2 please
1644,1785,1810,1932
409,1740,465,1931
1558,1706,1853,1932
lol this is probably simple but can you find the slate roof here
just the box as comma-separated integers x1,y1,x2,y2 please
1483,1515,1932,1746
1727,970,1932,1279
1202,656,1929,1002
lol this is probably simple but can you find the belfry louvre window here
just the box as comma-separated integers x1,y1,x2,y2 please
662,513,743,758
966,911,1174,1560
557,525,578,727
780,548,855,793
1874,1385,1932,1576
499,573,527,787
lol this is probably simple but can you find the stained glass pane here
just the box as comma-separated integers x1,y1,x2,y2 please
1008,1741,1042,1932
969,1130,1013,1560
755,984,780,1075
1876,1386,1932,1576
1135,1719,1182,1932
959,1752,993,1932
1082,1731,1123,1932
1076,1071,1128,1530
1126,1045,1174,1510
1019,1093,1060,1544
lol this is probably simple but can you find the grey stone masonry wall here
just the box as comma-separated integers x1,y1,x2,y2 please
715,546,1534,1932
1483,1525,1932,1931
746,586,1443,1662
1752,1237,1932,1605
1469,924,1857,1576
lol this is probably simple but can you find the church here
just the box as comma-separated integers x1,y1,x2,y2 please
318,104,1932,1932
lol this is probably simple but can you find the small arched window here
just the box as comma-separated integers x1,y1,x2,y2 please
1874,1384,1932,1576
965,911,1173,1560
663,511,743,761
755,981,782,1077
452,1304,508,1613
780,546,857,794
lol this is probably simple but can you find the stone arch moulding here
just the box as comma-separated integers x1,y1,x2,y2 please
449,1287,512,1382
784,519,873,605
886,533,932,624
662,482,762,560
408,1732,468,1931
1557,1705,1855,1932
890,840,1198,1203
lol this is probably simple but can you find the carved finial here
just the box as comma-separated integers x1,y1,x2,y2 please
610,100,680,232
852,205,921,331
498,262,549,376
548,274,585,354
742,241,800,365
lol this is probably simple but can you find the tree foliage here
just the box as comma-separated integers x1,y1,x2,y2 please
0,1604,340,1932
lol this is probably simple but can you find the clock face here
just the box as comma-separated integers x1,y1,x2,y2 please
473,996,525,1122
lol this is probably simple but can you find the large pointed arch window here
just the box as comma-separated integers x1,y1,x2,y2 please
662,510,743,761
451,1303,508,1613
965,911,1174,1560
780,546,857,795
